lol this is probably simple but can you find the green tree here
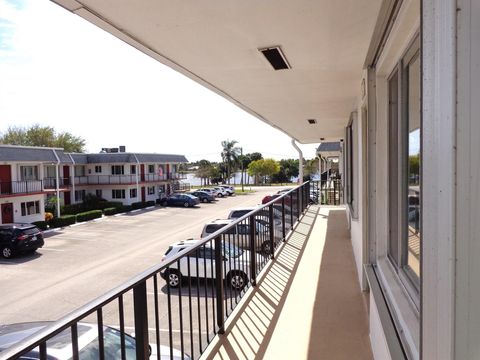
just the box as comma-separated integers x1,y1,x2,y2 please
0,124,86,152
195,160,213,186
303,158,319,180
54,132,86,152
247,158,280,184
221,140,241,184
272,159,299,183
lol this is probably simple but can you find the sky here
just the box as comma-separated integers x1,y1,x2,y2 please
0,0,320,162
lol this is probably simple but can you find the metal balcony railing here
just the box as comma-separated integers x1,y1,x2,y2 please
0,182,311,360
310,179,343,205
43,177,71,189
0,180,43,196
73,173,185,185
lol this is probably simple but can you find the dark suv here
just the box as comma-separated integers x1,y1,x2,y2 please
0,223,44,259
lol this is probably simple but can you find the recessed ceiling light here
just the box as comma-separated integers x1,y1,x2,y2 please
259,46,291,70
307,119,317,124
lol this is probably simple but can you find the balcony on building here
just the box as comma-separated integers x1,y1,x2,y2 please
0,180,44,197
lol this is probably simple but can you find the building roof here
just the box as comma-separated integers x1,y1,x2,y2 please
317,142,342,153
77,153,188,164
0,145,73,164
0,145,188,164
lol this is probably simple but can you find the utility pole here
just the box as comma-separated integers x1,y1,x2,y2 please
240,147,244,192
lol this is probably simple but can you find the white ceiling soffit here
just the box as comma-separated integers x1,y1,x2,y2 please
52,0,382,144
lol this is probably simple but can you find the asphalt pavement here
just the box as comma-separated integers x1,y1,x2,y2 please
0,186,292,358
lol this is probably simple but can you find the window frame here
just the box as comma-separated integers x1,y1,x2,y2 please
20,201,40,216
386,36,421,303
94,165,102,173
344,113,358,219
74,190,86,202
112,189,126,199
130,188,137,199
111,165,125,175
20,165,39,181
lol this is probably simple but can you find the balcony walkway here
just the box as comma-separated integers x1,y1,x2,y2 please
202,205,373,360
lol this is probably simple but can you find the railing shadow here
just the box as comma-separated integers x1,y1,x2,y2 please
203,206,319,360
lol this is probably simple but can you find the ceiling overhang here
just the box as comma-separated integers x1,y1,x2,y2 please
51,0,382,144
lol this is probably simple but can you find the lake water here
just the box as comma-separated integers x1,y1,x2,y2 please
180,171,308,186
180,172,255,186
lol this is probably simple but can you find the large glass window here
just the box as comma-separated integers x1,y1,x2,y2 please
111,165,124,175
405,52,421,281
20,166,38,180
388,69,400,266
387,37,421,290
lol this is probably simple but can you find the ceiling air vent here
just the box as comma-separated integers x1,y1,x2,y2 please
307,119,317,124
259,46,290,70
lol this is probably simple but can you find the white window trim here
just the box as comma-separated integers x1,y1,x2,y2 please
370,0,421,358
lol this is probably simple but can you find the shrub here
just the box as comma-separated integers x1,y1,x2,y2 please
131,201,148,210
44,212,54,222
96,201,123,210
61,203,85,215
76,210,103,223
103,207,118,216
50,215,76,228
122,205,132,213
155,198,162,205
145,200,155,207
32,221,48,231
62,201,124,215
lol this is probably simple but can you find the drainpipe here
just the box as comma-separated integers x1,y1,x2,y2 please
133,153,140,203
291,139,303,184
68,153,75,205
51,149,61,218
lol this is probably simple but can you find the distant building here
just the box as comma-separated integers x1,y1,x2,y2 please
0,145,188,223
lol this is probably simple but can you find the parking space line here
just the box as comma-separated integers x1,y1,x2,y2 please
40,248,65,252
111,325,199,334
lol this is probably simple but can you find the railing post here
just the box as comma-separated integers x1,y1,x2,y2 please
269,204,275,259
290,193,294,230
249,215,257,286
25,180,29,194
133,282,149,360
281,197,286,241
296,188,300,220
214,235,225,334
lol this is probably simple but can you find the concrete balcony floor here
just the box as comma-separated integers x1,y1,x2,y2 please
203,205,373,360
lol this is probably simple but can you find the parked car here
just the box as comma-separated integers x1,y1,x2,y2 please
0,223,44,259
227,206,282,228
197,188,220,198
160,239,249,290
0,321,189,360
188,191,215,203
212,187,229,197
160,193,200,208
200,219,276,254
219,185,235,195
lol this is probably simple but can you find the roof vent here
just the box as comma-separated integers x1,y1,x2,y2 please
259,46,290,70
307,119,317,124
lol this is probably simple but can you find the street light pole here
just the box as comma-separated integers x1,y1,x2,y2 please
240,147,244,192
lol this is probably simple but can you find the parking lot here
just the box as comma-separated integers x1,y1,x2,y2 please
0,186,291,355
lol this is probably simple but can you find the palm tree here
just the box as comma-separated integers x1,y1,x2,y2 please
221,140,241,184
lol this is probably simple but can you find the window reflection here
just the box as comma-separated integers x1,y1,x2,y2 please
406,55,421,279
